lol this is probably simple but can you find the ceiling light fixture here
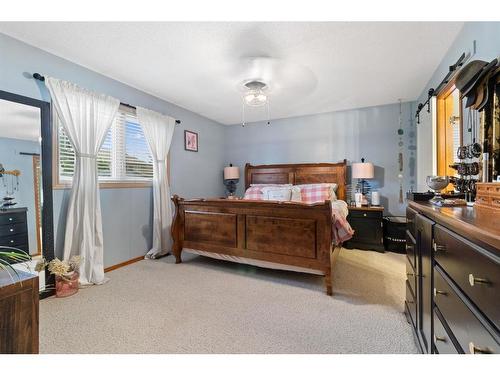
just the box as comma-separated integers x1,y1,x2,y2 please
241,80,271,127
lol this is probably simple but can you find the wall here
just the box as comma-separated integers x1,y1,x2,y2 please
0,137,40,254
416,22,500,188
0,33,227,266
225,102,416,216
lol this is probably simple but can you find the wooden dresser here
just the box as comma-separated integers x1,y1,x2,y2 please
405,200,500,354
0,270,39,354
0,208,29,254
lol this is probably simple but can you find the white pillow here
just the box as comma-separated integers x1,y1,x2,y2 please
290,186,302,202
260,186,292,201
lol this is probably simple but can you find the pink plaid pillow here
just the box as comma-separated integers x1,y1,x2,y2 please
299,184,333,203
243,186,264,200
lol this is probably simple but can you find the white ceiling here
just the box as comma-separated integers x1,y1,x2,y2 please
0,98,41,142
0,22,463,125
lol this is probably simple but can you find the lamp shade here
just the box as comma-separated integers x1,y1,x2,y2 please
352,162,374,179
224,166,240,180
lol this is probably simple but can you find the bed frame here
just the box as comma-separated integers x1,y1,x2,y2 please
171,161,347,295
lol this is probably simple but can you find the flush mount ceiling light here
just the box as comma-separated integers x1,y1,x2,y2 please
240,80,271,127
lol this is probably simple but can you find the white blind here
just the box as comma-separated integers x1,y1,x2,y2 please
56,106,154,182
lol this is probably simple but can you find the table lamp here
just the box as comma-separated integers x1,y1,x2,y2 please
223,164,240,198
352,158,374,206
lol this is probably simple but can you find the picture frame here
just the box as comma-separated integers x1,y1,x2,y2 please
184,130,198,152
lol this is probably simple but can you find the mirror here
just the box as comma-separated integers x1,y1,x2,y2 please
0,90,53,295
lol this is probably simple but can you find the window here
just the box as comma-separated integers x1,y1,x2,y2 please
55,105,153,187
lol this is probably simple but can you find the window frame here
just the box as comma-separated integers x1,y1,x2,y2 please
436,79,464,179
52,105,168,190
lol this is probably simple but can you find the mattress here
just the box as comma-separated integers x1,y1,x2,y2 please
184,248,325,275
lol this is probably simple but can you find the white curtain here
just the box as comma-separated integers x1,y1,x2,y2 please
136,107,176,259
45,77,120,286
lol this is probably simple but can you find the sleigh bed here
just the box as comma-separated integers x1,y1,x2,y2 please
171,161,351,295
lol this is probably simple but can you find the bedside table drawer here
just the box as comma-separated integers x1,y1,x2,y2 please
348,210,382,219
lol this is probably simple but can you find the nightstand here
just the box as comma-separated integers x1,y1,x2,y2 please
344,206,385,252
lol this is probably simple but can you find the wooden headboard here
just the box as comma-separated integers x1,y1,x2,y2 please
245,160,347,201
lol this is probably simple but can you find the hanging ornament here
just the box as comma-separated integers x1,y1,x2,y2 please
398,99,404,204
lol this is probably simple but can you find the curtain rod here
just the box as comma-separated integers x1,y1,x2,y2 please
414,52,468,124
32,73,181,125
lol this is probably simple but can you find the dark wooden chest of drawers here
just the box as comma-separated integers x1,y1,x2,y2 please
0,208,29,254
344,206,385,251
405,201,500,354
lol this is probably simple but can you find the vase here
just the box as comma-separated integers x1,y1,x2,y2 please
55,271,79,298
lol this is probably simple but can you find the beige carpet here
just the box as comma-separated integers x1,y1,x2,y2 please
40,249,419,353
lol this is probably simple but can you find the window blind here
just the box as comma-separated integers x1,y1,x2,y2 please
56,106,154,182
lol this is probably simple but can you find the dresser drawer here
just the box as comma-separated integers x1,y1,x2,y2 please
434,266,500,354
405,280,417,328
0,234,29,251
0,222,28,237
406,256,416,295
406,206,417,238
406,230,416,269
0,211,26,226
434,224,500,330
433,308,460,354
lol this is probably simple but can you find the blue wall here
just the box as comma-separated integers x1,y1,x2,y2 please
0,33,227,266
225,102,416,216
0,137,40,254
416,22,500,188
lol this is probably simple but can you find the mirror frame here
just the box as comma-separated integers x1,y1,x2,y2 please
0,90,54,297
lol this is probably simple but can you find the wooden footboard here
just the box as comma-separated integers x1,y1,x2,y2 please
171,195,338,295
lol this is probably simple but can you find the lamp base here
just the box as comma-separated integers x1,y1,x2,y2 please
224,179,239,197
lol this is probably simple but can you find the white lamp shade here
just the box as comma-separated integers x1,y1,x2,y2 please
224,166,240,180
352,162,374,179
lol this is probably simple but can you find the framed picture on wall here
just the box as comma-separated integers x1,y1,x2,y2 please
184,130,198,152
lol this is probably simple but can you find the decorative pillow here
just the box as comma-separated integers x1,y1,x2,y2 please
261,186,292,201
297,183,338,203
243,186,265,200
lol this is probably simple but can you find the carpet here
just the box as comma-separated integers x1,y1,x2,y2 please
39,248,419,353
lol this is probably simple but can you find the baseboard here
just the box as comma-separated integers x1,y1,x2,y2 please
104,255,144,273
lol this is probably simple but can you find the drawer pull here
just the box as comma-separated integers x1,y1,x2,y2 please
434,334,447,344
9,217,13,221
363,213,367,217
433,241,446,253
406,272,414,277
433,288,447,297
468,273,491,287
406,244,413,251
469,342,493,354
10,240,14,244
9,228,14,232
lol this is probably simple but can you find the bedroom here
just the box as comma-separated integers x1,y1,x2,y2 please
1,1,500,373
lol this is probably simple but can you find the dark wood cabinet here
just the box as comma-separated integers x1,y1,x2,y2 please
415,214,434,353
405,201,500,354
0,271,39,354
344,206,384,251
0,208,29,254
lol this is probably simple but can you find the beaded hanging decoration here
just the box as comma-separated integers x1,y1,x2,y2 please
397,100,404,204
